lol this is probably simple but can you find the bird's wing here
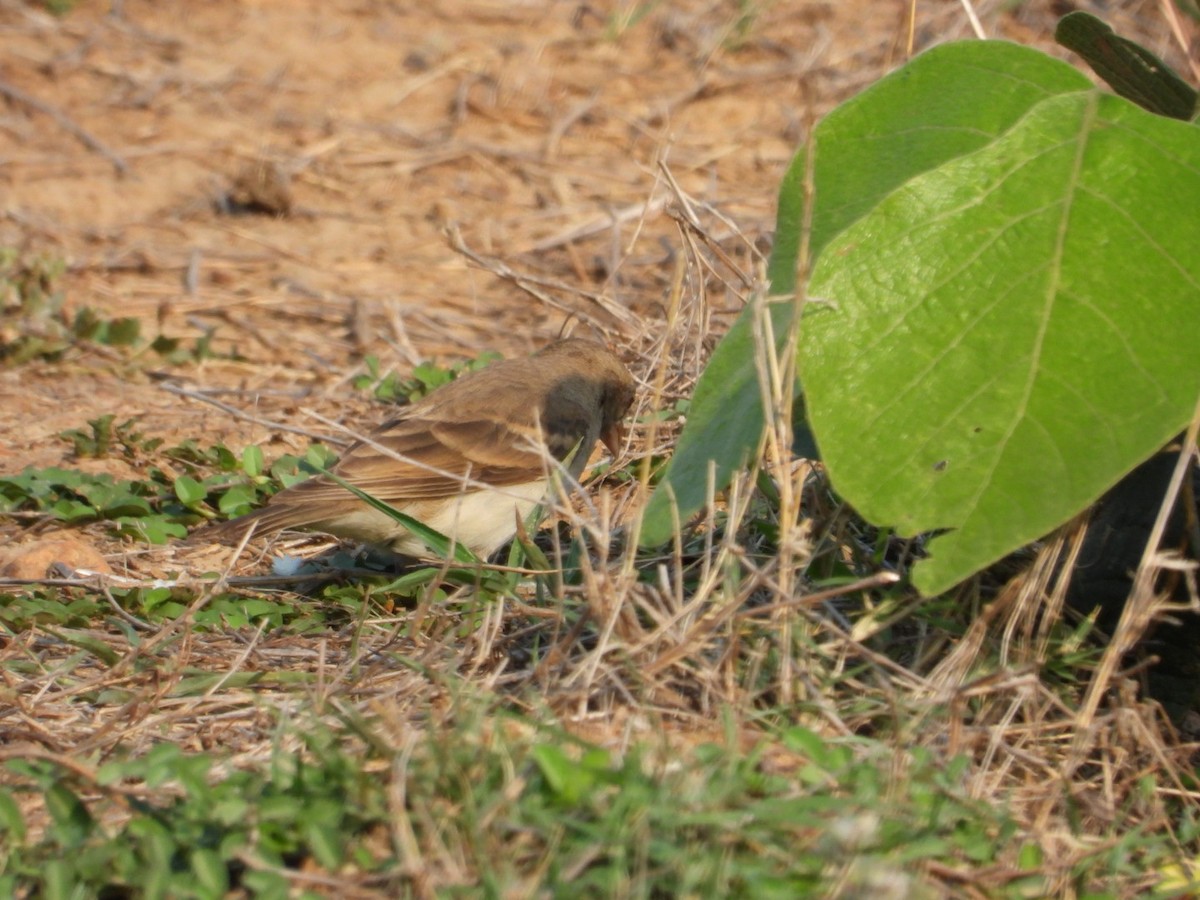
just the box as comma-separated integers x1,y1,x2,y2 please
357,414,547,493
288,411,554,506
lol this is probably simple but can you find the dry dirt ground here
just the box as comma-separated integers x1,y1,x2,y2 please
2,0,1199,891
2,0,1192,489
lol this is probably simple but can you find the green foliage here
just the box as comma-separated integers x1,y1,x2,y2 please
0,248,141,362
0,248,70,363
0,436,334,544
0,610,1184,897
60,414,164,460
353,350,501,404
0,423,532,631
644,31,1200,596
1,735,386,898
803,78,1200,595
0,577,350,636
640,295,798,548
70,306,141,346
388,711,1052,896
0,247,234,366
0,466,182,541
4,701,1179,895
0,587,106,629
0,247,64,307
148,326,230,365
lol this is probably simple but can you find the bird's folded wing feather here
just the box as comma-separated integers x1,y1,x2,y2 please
299,412,557,504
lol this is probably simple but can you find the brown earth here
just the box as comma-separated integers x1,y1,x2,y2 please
2,3,1198,890
3,0,1192,485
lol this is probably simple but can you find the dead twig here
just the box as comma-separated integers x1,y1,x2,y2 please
158,382,351,447
447,224,639,331
527,198,666,255
0,76,128,175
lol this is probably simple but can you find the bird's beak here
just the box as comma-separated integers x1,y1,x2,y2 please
601,422,625,458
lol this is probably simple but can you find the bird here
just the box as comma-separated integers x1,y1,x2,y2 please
192,339,636,559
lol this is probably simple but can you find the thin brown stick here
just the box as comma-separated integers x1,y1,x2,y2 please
528,198,667,254
447,224,639,330
0,77,128,175
736,570,902,620
159,382,351,446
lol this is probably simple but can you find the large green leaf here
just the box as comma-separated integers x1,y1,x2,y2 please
640,41,1090,548
801,90,1200,595
800,41,1092,271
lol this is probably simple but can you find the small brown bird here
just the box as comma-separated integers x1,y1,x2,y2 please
194,339,636,559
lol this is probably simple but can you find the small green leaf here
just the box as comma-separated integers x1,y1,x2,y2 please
242,445,264,478
45,781,94,847
240,870,291,899
532,743,606,805
115,516,187,544
376,567,440,595
51,498,97,521
0,789,26,841
76,481,150,517
151,334,181,356
1018,841,1044,870
41,860,75,900
304,444,339,471
412,361,453,393
174,475,206,505
191,847,229,896
305,817,344,870
781,726,835,768
104,317,142,346
136,587,175,613
71,307,102,340
1056,12,1198,121
218,483,259,516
